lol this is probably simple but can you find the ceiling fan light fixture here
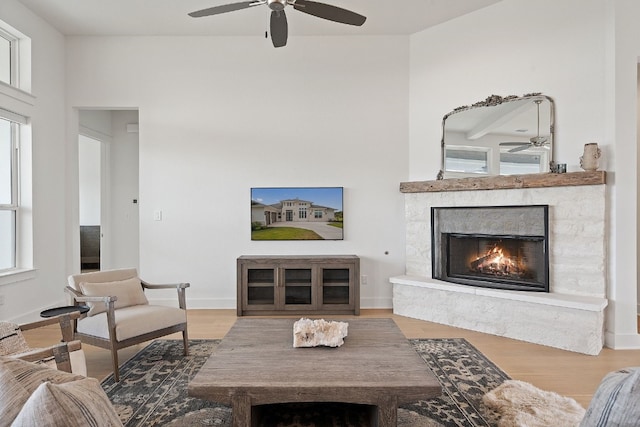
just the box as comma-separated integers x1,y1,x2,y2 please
268,0,287,11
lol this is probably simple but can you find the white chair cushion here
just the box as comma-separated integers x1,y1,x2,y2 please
79,277,149,316
77,305,186,342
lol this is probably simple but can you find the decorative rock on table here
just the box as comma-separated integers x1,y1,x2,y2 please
293,318,349,348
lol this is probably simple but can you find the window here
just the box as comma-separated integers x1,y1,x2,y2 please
0,20,32,278
299,208,307,219
0,115,20,271
314,210,323,219
0,27,18,87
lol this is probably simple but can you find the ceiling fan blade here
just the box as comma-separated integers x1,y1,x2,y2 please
293,0,366,26
270,10,288,48
508,144,532,153
188,1,263,18
500,142,527,146
530,136,548,145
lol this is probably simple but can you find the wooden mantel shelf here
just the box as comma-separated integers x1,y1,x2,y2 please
400,171,606,193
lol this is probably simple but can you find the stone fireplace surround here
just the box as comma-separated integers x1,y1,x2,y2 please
390,172,608,355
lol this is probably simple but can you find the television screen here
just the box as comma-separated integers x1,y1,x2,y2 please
251,187,343,240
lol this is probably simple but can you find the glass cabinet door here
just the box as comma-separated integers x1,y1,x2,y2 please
284,268,313,306
246,268,275,306
321,267,351,306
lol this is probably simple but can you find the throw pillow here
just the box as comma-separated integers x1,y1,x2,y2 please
483,379,585,427
11,378,123,427
580,367,640,427
0,356,83,425
79,277,149,316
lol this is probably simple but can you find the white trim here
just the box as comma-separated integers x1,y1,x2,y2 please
0,268,35,286
79,125,112,141
390,275,608,312
0,106,27,124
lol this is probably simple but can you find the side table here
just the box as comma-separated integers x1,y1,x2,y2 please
40,305,89,318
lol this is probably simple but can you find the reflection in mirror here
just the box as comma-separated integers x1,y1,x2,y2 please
440,94,554,179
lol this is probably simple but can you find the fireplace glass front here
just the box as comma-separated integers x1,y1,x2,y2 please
447,233,547,291
432,205,549,292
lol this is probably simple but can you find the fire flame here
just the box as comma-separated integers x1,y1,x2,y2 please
472,244,518,275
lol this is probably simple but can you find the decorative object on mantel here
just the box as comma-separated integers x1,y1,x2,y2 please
400,170,606,193
293,318,348,348
550,161,567,173
580,142,601,171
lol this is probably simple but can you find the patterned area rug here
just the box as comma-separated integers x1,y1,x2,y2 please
101,338,510,426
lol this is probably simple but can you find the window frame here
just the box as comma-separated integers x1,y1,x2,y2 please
0,113,24,273
0,19,34,283
0,27,18,87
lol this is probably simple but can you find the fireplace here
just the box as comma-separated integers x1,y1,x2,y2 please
431,205,549,292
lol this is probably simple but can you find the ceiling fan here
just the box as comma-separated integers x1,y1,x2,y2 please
188,0,367,48
499,99,549,153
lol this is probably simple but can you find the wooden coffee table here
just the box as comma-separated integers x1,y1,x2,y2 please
188,318,441,427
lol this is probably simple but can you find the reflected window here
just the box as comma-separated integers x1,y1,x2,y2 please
445,148,489,175
500,151,546,175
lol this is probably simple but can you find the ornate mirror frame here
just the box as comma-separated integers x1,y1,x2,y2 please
438,93,555,180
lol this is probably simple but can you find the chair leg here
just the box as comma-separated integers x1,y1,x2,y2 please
111,347,120,382
182,329,189,356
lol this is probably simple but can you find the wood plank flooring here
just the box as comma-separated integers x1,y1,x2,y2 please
21,309,640,409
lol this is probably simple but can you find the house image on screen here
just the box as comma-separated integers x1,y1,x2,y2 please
252,198,337,226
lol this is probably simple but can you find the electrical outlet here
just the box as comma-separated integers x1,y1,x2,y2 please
361,275,368,286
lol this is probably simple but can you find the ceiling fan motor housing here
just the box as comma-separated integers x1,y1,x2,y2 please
268,0,287,11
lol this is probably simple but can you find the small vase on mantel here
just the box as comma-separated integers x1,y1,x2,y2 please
580,143,601,171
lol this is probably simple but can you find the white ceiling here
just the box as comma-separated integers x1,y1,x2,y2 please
16,0,501,37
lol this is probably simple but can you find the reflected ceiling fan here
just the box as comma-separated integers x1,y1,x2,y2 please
188,0,367,48
499,99,549,153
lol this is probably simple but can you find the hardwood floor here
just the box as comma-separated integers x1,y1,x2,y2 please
21,309,640,408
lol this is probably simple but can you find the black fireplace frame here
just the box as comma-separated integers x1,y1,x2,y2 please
431,205,549,292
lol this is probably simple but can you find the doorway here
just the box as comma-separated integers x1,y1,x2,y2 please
78,109,139,272
78,134,102,271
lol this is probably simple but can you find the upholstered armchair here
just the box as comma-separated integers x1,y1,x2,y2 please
0,312,86,375
65,268,189,381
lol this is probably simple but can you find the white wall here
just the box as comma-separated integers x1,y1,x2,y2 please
0,0,68,321
108,110,139,270
409,0,640,348
65,36,410,308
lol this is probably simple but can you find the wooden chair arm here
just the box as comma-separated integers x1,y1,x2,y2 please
19,311,82,331
65,286,117,303
15,340,82,361
20,312,82,343
14,340,82,373
141,281,190,290
140,280,189,310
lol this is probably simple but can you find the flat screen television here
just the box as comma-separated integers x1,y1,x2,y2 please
251,187,344,240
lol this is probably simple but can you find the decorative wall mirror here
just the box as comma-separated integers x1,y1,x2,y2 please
439,93,554,179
